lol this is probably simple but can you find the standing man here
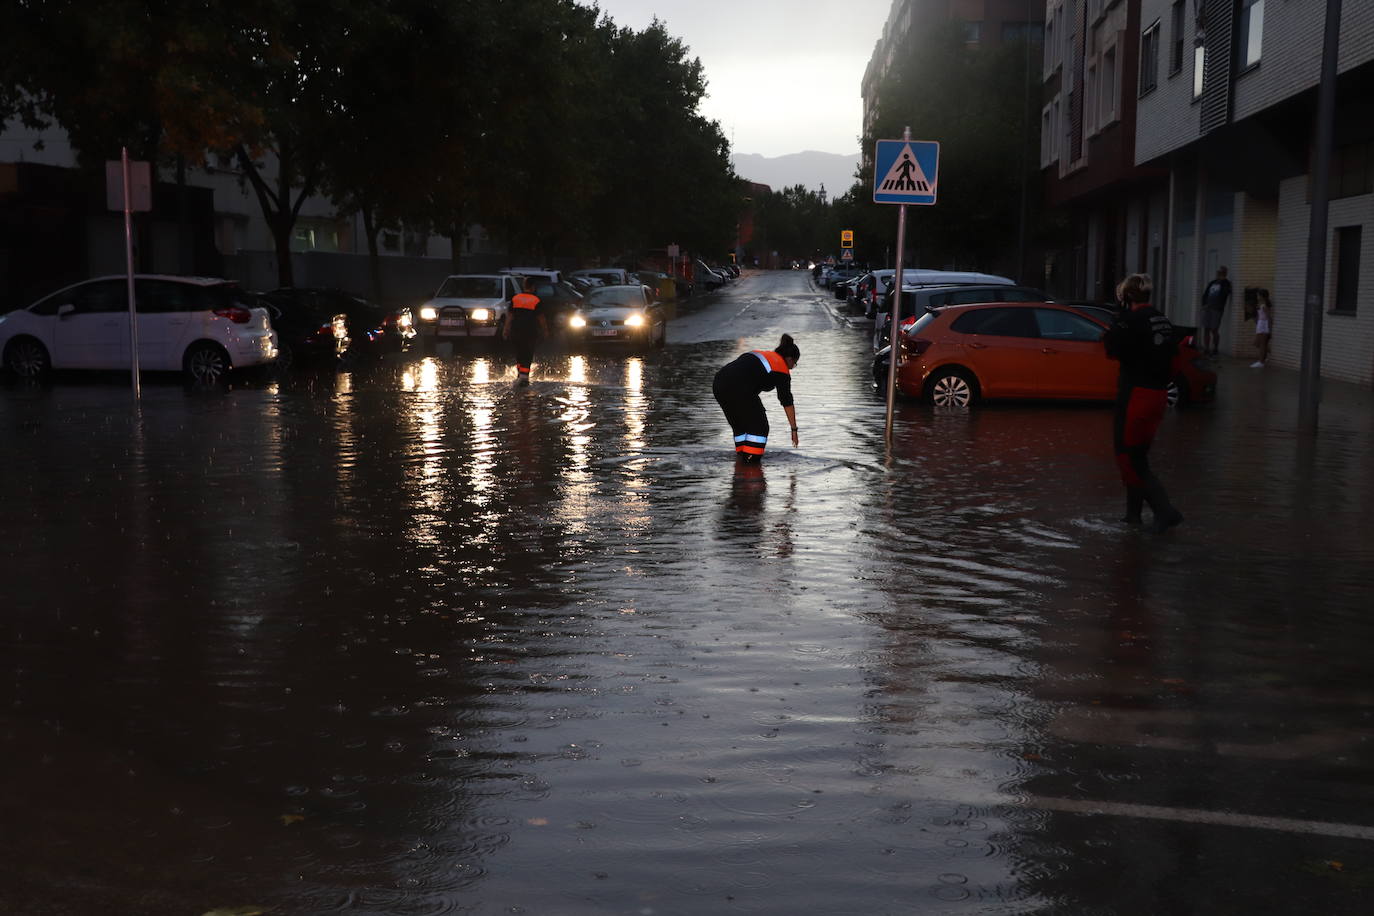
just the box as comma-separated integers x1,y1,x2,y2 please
1199,266,1232,357
502,277,547,386
1104,274,1183,533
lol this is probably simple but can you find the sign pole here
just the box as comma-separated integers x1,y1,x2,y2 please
883,126,912,442
122,147,141,399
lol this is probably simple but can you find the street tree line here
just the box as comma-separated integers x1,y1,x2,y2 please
752,23,1058,281
0,0,744,295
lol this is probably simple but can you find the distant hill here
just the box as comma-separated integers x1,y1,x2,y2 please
732,151,861,197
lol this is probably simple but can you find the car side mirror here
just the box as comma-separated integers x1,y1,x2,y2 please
57,303,75,318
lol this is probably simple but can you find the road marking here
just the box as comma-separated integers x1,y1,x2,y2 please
1026,795,1374,841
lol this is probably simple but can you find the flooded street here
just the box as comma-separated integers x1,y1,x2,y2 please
4,270,1374,914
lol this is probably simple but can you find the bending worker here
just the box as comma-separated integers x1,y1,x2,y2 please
1103,273,1183,532
712,334,801,463
502,278,547,385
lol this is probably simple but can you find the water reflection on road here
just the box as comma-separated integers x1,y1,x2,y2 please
2,326,1373,914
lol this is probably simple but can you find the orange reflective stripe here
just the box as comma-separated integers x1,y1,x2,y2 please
750,350,789,374
512,293,540,310
736,443,766,455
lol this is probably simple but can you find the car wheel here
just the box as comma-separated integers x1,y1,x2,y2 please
184,342,231,385
926,368,978,409
3,337,51,378
654,321,666,348
1167,376,1188,408
274,341,295,370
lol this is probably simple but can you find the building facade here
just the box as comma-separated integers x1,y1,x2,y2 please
863,0,1048,160
1135,0,1374,382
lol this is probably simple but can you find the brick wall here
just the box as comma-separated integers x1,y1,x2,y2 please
1275,177,1374,385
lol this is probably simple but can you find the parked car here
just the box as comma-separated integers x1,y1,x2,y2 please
414,274,524,347
873,279,1041,349
694,260,727,290
570,267,632,288
526,278,585,329
0,274,277,384
258,288,411,363
874,301,1216,409
830,268,863,299
252,289,350,368
566,284,666,350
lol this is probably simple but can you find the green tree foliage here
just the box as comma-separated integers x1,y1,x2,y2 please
1,0,744,287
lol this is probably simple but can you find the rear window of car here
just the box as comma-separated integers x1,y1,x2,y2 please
435,277,503,298
905,312,939,337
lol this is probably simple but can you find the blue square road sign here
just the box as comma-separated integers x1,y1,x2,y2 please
873,140,939,205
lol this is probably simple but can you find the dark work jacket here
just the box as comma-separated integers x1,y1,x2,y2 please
1103,303,1176,391
714,350,794,407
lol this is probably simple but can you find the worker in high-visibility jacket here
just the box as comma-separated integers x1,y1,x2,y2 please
711,334,801,463
502,278,548,385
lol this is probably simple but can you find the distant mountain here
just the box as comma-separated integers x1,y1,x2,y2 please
732,151,861,197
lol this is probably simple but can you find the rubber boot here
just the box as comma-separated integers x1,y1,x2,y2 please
1142,476,1183,532
1122,488,1144,525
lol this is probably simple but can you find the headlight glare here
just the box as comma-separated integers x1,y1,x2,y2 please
625,313,645,327
470,308,490,322
418,306,438,321
570,314,587,328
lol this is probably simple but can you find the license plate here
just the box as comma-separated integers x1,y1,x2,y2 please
440,317,465,326
591,329,619,337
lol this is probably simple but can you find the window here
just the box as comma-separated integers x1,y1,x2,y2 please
1169,1,1185,74
1035,308,1105,341
69,281,127,314
137,279,195,313
964,21,982,44
1194,44,1206,98
1239,0,1264,69
1333,226,1361,314
1003,22,1044,43
1101,45,1117,125
1085,61,1099,133
1139,22,1160,95
951,308,1038,338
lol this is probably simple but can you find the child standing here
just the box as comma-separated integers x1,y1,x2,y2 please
1250,289,1272,368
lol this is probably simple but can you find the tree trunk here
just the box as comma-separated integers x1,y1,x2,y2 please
449,221,463,273
176,154,192,274
363,207,383,304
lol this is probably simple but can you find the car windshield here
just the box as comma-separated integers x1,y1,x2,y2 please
586,287,643,307
435,277,503,298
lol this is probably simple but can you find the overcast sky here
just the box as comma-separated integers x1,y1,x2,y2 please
591,0,891,158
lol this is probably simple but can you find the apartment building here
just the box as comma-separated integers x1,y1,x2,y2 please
1135,0,1374,383
1040,1,1170,303
863,0,1048,157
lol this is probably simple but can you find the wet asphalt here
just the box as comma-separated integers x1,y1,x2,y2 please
2,270,1374,915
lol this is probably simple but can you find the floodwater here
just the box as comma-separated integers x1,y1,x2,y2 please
3,276,1374,914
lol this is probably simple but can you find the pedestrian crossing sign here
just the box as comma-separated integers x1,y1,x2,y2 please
873,139,939,205
840,249,853,261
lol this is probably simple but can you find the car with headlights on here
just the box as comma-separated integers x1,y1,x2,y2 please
414,274,523,348
566,284,666,351
0,274,277,384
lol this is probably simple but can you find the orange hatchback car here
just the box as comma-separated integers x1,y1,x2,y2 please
891,302,1217,408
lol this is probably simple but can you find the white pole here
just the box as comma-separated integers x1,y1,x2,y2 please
883,126,912,441
122,147,141,398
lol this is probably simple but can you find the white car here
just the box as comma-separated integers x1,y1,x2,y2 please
415,274,523,346
0,274,278,384
567,284,666,350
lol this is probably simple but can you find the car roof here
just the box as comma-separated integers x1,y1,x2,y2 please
899,270,1015,287
441,274,511,280
84,274,235,286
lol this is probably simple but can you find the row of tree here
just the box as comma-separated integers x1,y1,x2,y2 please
0,0,745,292
751,23,1060,283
